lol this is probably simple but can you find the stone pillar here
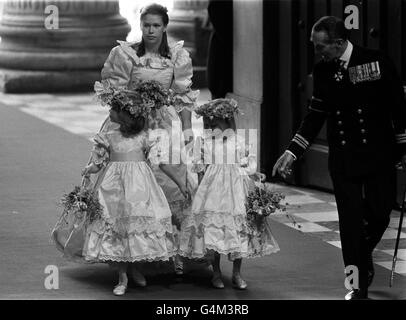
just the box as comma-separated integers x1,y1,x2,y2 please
0,0,130,93
166,0,210,88
229,0,263,169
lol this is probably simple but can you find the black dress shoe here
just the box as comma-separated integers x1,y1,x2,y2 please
345,289,368,300
367,254,375,287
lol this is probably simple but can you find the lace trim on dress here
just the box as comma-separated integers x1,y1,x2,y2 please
116,40,186,69
178,222,280,260
84,245,176,263
90,215,174,238
177,246,279,260
181,211,249,232
116,40,143,66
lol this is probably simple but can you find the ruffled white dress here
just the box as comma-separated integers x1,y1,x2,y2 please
100,40,199,227
98,40,206,273
83,120,175,263
179,132,280,260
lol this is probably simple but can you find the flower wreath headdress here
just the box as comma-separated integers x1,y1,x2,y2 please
94,79,173,119
195,98,241,120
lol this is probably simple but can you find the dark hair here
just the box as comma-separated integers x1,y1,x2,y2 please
111,104,146,138
313,16,348,42
136,3,171,59
203,116,236,131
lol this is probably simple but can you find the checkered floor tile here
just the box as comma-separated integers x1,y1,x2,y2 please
1,90,405,277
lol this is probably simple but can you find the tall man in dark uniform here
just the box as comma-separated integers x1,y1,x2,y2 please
273,16,406,300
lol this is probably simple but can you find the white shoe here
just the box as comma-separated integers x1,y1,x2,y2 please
113,283,127,296
211,273,225,289
232,275,247,290
131,267,147,287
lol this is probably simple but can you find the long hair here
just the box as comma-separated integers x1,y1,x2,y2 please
203,116,236,131
136,3,171,59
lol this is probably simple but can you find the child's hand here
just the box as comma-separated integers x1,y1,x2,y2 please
81,163,100,176
179,184,193,201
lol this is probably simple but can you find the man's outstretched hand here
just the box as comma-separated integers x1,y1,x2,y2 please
272,151,295,179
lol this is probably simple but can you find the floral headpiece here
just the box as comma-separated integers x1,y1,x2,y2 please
194,98,241,120
94,79,173,119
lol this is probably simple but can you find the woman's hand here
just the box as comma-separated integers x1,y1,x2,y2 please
81,163,101,176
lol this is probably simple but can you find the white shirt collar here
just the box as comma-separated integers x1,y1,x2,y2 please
338,40,353,69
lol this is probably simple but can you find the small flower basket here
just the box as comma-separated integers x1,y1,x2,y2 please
51,178,103,260
59,183,103,225
245,182,286,236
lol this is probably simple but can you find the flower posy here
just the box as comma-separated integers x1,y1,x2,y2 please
246,183,286,217
132,80,173,111
195,98,240,120
93,80,172,119
60,186,103,223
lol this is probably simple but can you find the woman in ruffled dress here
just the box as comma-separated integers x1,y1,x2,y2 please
99,3,200,276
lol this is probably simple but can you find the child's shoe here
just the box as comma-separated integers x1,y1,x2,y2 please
211,273,225,289
232,274,247,290
131,266,147,287
113,283,127,296
174,255,184,276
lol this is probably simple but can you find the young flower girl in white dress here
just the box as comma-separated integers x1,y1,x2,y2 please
179,99,280,290
81,102,192,296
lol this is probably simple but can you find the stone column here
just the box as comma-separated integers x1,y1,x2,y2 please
0,0,130,93
229,0,263,168
167,0,210,88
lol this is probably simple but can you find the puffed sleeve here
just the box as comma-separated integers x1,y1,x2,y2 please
171,42,200,112
237,135,257,176
146,128,171,165
100,45,133,89
90,131,110,168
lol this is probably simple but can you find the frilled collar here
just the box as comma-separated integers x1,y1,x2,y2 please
116,40,184,68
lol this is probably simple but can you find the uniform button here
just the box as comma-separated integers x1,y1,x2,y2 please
338,121,343,125
359,119,364,123
336,110,341,115
341,140,346,145
358,109,362,114
362,139,367,144
339,131,344,135
361,129,366,134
